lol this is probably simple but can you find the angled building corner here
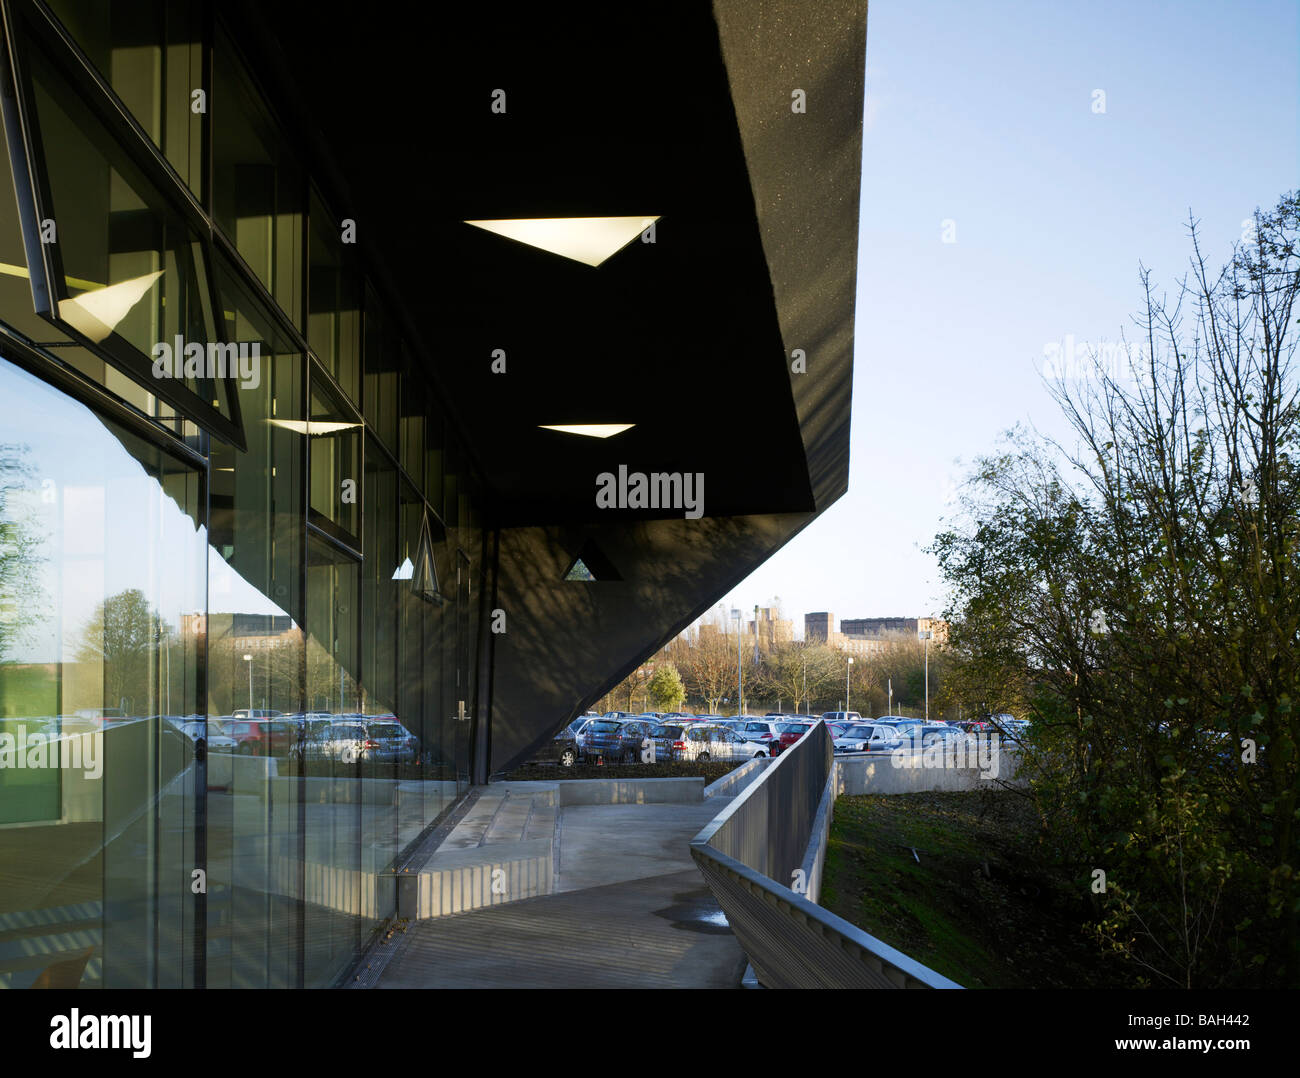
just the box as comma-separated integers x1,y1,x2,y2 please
482,0,868,776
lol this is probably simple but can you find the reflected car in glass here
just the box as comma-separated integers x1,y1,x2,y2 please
361,719,419,763
227,718,295,756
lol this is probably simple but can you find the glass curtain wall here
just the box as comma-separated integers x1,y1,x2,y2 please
0,0,482,988
0,355,205,989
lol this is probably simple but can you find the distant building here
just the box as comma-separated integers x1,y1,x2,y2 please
841,616,912,637
805,612,834,641
749,608,793,652
840,616,948,644
803,610,889,656
207,612,303,652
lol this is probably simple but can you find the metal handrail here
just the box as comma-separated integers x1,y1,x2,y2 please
690,720,963,989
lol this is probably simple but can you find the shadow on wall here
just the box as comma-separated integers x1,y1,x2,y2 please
489,512,814,773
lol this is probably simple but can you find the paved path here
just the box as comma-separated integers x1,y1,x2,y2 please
375,798,746,988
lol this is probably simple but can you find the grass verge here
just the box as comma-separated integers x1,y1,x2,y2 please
819,790,1116,988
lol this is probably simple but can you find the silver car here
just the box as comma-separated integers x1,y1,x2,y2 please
732,719,784,748
675,724,771,762
296,719,369,764
832,723,903,753
360,718,419,763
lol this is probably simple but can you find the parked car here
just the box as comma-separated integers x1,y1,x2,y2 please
531,727,579,767
72,707,129,728
876,717,926,745
226,718,295,756
360,718,419,763
169,717,238,753
647,723,688,762
583,718,656,763
231,708,284,720
669,724,770,762
733,719,784,746
717,716,758,733
287,715,336,761
567,716,598,758
832,723,903,753
772,720,817,755
918,724,969,749
311,719,371,764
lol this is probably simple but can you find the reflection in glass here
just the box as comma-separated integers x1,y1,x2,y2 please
25,40,232,425
44,0,204,194
303,537,362,986
214,26,303,326
307,377,361,543
206,258,304,989
308,188,360,403
0,355,203,988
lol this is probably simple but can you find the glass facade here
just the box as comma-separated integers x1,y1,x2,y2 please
0,0,482,988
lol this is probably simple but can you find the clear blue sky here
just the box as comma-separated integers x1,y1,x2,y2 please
712,0,1300,638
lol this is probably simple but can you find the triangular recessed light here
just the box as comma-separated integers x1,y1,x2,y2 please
539,423,633,439
464,216,660,267
58,270,164,343
564,558,596,582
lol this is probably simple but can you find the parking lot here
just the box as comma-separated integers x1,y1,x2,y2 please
533,712,1028,771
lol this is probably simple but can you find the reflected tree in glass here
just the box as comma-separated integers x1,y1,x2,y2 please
72,588,173,716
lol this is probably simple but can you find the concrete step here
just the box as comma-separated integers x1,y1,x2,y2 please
393,778,706,922
396,785,562,919
398,838,553,919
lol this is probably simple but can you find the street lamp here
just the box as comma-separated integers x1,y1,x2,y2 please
730,608,742,715
243,653,253,713
846,656,854,712
920,631,933,720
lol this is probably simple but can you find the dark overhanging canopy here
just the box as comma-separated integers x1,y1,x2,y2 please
236,0,867,776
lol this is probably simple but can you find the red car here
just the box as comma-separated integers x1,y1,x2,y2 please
772,721,816,756
226,718,295,756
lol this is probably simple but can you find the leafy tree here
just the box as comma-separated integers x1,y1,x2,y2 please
73,588,173,714
647,662,685,712
0,444,45,665
931,192,1300,987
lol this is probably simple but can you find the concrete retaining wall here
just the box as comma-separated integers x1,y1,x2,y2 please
400,840,553,919
834,748,1023,796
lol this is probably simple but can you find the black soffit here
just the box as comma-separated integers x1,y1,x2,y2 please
244,3,817,525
